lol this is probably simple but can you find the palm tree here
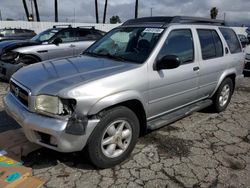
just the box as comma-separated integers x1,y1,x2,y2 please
103,0,108,23
135,0,138,18
33,0,40,21
22,0,30,21
55,0,58,22
210,7,218,19
95,0,99,23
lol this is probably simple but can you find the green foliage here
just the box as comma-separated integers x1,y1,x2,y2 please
210,7,218,19
110,15,121,24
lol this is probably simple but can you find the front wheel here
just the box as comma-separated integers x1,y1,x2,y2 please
212,78,233,112
87,106,140,168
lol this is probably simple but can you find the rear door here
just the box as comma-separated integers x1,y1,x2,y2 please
195,28,226,99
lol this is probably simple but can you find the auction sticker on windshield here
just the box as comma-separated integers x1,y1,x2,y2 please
143,28,164,33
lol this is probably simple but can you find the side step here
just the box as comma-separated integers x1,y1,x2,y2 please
147,99,213,130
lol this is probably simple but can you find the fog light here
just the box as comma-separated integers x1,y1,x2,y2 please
50,136,57,146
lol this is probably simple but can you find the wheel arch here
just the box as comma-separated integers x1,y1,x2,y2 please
211,70,236,97
88,91,148,136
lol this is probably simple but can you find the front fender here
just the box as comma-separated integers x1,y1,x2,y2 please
88,90,147,115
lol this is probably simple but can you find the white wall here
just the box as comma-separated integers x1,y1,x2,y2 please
0,21,120,33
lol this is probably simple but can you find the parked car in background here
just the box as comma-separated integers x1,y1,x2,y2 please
238,34,249,48
0,25,106,80
4,16,244,168
0,28,36,42
244,45,250,74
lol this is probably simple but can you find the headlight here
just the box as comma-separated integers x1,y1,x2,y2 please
0,51,19,62
35,95,63,115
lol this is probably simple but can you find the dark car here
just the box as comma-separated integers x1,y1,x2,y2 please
0,28,36,42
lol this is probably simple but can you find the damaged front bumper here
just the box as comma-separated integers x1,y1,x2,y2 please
4,92,100,152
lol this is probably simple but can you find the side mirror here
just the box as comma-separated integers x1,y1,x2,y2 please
52,37,62,45
155,55,181,70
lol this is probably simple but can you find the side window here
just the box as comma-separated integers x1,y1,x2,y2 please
219,28,242,54
55,29,76,43
158,29,194,64
197,29,223,60
212,30,223,57
76,29,95,41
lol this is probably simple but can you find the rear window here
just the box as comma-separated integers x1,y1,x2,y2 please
219,28,242,54
197,29,223,60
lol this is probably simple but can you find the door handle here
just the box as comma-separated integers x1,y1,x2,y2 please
69,44,76,48
193,66,200,71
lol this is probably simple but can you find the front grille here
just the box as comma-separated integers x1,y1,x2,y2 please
10,81,29,107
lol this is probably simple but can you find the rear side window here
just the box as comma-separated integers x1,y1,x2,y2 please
197,29,223,60
219,28,242,54
158,29,194,64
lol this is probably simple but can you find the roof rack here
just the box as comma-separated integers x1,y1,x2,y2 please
76,26,95,29
53,24,72,28
122,16,225,27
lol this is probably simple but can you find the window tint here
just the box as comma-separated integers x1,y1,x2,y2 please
219,28,242,54
212,30,223,57
56,29,76,43
77,30,94,41
158,29,194,64
197,29,223,60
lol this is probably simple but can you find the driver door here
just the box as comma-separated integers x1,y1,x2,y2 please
46,29,76,60
148,28,199,118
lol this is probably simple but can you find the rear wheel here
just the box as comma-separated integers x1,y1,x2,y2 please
212,78,233,112
87,106,140,168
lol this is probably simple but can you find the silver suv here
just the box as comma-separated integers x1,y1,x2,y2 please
0,25,105,80
4,17,244,168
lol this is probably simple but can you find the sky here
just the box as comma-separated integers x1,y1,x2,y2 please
0,0,249,26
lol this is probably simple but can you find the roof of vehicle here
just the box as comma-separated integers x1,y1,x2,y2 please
0,28,35,32
122,16,225,28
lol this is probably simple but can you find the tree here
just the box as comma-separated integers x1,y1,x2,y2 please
22,0,30,21
103,0,108,23
55,0,58,22
33,0,40,21
95,0,99,23
135,0,138,18
210,7,218,19
110,15,121,24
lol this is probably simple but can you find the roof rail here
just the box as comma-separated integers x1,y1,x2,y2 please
122,16,225,27
53,24,72,28
76,26,95,29
170,16,225,26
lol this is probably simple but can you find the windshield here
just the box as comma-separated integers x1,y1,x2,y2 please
85,27,164,63
31,28,60,42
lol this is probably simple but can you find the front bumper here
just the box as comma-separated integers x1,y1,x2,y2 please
4,92,99,152
0,60,23,80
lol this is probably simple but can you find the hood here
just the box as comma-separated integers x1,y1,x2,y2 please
12,55,139,95
0,40,40,54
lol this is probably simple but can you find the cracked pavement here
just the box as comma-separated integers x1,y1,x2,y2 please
0,77,250,188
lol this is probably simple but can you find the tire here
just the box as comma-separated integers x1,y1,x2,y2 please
87,106,140,168
212,78,233,113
